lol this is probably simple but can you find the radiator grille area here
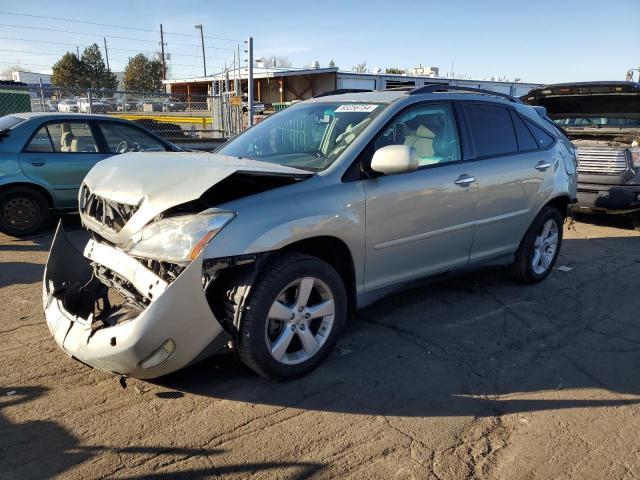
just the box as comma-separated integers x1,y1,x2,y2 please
576,148,628,175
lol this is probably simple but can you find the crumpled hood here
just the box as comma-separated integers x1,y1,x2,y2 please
82,151,311,244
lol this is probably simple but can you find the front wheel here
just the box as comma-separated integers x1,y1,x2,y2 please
511,206,563,284
631,213,640,232
232,253,347,380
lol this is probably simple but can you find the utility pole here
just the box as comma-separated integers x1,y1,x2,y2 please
247,37,254,127
76,45,80,57
194,24,206,77
103,37,110,71
159,24,167,80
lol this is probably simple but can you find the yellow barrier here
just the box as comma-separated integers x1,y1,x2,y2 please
111,114,212,125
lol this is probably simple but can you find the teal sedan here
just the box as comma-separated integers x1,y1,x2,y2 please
0,113,180,236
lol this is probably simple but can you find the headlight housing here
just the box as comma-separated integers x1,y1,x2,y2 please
124,210,236,264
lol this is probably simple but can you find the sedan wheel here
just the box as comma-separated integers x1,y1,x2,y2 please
0,187,50,237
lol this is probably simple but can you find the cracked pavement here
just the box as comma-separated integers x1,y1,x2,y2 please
1,215,639,479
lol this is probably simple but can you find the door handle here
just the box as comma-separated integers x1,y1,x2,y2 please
535,161,552,171
454,174,476,187
29,161,46,167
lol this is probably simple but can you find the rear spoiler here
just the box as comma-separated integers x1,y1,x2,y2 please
532,106,547,117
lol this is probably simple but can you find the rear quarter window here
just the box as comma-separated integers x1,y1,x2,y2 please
510,111,539,152
525,119,555,148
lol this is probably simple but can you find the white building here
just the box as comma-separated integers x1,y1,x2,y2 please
10,71,52,85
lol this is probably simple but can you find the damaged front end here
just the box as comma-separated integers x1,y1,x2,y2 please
43,223,234,379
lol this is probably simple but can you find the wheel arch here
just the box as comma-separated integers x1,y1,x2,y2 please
544,194,571,220
0,181,55,209
279,236,357,317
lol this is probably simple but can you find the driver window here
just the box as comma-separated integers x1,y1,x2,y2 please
99,123,166,153
372,103,461,167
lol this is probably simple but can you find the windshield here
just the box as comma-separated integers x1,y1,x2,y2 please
553,117,640,128
218,102,386,171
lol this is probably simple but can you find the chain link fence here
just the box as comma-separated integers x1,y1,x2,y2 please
0,82,251,150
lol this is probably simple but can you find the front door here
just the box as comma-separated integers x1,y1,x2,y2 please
361,102,477,291
19,121,109,208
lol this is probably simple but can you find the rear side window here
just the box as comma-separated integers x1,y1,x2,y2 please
25,126,54,152
46,122,98,153
510,111,538,152
464,103,518,158
525,119,555,148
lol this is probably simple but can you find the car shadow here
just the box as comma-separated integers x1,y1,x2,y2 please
570,211,636,231
0,262,44,288
0,385,325,479
0,214,83,253
156,234,640,419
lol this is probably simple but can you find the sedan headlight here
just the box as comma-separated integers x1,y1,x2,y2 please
124,210,236,264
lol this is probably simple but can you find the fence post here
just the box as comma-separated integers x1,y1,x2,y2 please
87,90,93,114
39,78,45,112
247,37,254,127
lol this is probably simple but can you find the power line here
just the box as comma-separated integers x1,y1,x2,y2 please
0,10,244,42
0,28,235,51
0,47,231,65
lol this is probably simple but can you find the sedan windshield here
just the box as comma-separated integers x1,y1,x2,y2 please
554,117,640,128
218,102,386,171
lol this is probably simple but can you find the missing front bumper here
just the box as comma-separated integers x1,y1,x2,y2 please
43,224,229,379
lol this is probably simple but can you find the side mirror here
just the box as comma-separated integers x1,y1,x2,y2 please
371,144,419,175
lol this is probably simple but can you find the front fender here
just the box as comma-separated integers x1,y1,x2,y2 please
203,181,367,291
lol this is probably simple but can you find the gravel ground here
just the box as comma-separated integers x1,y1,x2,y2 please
1,215,639,479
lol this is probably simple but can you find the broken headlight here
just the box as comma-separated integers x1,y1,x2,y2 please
123,210,236,265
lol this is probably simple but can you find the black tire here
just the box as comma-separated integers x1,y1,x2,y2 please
511,206,563,284
231,252,347,380
631,213,640,232
0,186,50,237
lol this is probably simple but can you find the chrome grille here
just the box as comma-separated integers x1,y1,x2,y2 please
79,184,138,232
576,148,629,175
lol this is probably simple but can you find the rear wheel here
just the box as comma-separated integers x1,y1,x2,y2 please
232,253,347,380
511,206,563,284
0,186,50,237
631,213,640,232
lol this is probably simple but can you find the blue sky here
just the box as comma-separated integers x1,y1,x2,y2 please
0,0,638,83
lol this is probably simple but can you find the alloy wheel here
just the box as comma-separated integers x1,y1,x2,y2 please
531,219,559,275
264,276,336,365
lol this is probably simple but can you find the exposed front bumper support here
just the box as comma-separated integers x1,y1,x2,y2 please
573,184,640,214
43,224,229,379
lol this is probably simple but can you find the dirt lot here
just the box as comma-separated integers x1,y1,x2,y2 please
1,215,639,479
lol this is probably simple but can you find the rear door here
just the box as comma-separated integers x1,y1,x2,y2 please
461,102,552,262
361,102,478,291
18,121,110,208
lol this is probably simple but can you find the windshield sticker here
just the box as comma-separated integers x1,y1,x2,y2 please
335,104,378,113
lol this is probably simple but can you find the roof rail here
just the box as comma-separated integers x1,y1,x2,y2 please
409,84,521,103
313,88,372,98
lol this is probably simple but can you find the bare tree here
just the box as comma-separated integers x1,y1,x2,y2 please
0,64,30,80
265,56,292,68
352,62,368,73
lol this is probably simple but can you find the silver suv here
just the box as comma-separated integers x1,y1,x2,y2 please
43,86,577,380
